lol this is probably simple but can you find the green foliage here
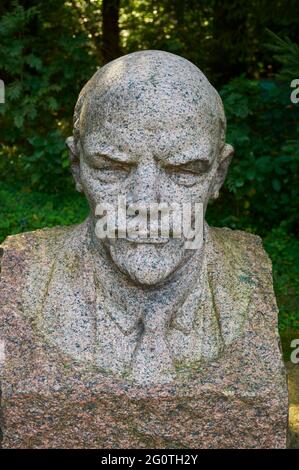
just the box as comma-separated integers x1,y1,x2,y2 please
266,29,299,81
0,181,88,241
120,0,299,85
0,1,97,191
264,224,299,331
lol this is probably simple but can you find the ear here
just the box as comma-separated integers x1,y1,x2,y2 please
209,143,234,200
66,136,83,193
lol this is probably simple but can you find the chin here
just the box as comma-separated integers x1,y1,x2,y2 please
108,239,186,286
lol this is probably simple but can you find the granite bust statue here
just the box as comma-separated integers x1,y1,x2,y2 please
0,51,288,448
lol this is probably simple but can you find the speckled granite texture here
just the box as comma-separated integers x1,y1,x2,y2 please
0,223,287,448
0,51,288,448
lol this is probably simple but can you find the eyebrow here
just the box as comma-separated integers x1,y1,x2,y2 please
160,151,213,166
85,147,136,164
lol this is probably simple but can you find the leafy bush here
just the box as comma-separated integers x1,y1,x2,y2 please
0,1,97,191
0,181,88,242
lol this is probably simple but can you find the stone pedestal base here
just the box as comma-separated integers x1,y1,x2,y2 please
0,335,287,448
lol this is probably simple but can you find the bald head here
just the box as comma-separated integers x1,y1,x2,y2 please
73,50,226,154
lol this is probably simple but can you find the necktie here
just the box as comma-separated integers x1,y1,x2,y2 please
131,306,176,385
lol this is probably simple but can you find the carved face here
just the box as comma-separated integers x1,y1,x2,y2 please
69,51,233,286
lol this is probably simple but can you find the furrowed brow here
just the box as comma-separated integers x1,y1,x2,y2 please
161,154,212,166
159,146,215,166
85,146,135,164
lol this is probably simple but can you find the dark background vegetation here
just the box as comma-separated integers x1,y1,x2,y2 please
0,0,298,357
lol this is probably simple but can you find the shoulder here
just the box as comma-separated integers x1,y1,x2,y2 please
204,226,278,345
1,225,72,254
0,222,88,262
0,225,72,280
207,226,275,305
0,223,89,307
209,226,272,275
209,226,266,256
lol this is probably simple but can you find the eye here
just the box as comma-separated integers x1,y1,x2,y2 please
97,164,132,182
90,156,133,183
164,161,208,186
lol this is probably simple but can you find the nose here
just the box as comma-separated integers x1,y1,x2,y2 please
128,159,161,205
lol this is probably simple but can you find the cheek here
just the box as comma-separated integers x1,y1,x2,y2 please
80,163,124,208
190,179,211,200
159,175,213,205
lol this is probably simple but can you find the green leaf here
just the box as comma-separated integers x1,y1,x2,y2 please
272,178,281,192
